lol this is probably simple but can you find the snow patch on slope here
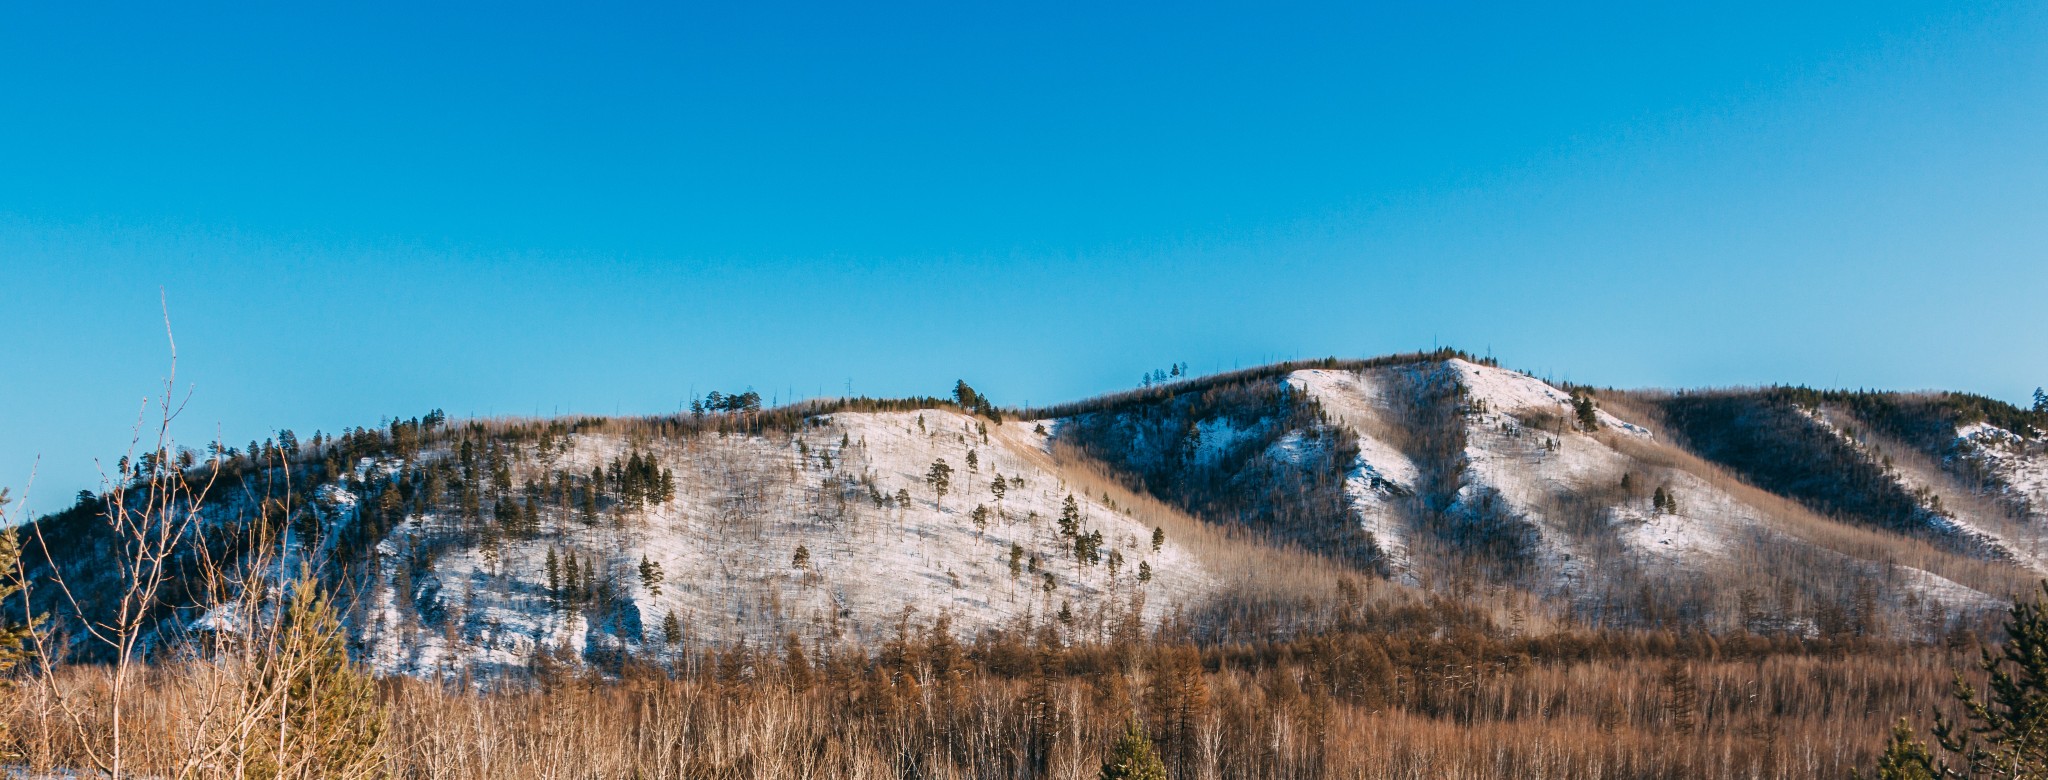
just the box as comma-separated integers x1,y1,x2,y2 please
348,409,1221,681
1288,369,1422,578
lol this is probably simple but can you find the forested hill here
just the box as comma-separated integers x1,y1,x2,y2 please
15,351,2048,680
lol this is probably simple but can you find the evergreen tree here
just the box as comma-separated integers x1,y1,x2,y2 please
662,610,683,646
971,504,990,532
546,548,561,602
638,554,664,596
2036,388,2047,415
1858,719,1940,780
1930,581,2048,776
792,544,811,570
1099,718,1168,780
965,450,978,472
243,578,386,780
1138,561,1153,583
991,474,1007,504
1151,526,1165,553
1572,390,1600,431
0,493,43,743
564,551,581,607
1060,494,1081,538
1010,543,1025,580
926,459,953,509
1870,581,2048,778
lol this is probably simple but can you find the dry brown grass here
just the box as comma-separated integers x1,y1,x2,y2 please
4,634,1958,780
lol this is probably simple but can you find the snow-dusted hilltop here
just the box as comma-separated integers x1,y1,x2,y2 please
21,351,2048,680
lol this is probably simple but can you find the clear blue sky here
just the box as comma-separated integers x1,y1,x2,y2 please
3,1,2045,512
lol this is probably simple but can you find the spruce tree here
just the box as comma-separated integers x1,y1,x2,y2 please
662,610,683,646
1099,718,1168,780
1930,581,2048,775
1871,581,2048,778
244,578,386,780
1572,390,1600,431
1860,719,1940,780
1151,526,1165,553
0,494,44,747
546,548,561,602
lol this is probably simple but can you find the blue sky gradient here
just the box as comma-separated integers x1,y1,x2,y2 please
3,1,2045,511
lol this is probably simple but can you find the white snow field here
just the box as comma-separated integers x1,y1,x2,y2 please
347,409,1233,679
1292,358,2014,628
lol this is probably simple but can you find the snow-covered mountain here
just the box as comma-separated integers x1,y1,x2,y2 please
21,351,2048,679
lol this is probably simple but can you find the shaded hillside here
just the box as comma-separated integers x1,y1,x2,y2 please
1648,392,1933,535
1052,373,1373,566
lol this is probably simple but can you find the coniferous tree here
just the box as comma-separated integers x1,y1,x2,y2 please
1060,494,1081,538
0,493,42,741
662,610,683,646
1861,720,1940,780
1099,718,1168,780
564,551,581,608
546,548,561,602
926,459,953,509
243,578,386,780
792,544,811,570
638,554,664,596
1138,561,1153,583
1928,581,2048,776
1151,526,1165,553
1573,390,1600,431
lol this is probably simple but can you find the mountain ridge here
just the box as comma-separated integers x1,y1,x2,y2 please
15,351,2047,681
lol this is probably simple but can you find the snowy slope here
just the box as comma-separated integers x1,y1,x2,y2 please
36,356,2036,679
1287,369,1422,579
345,409,1223,679
1282,358,2011,630
1955,422,2048,520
